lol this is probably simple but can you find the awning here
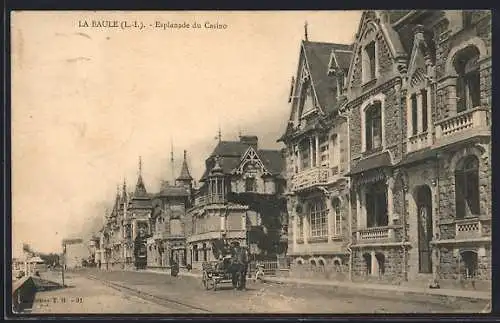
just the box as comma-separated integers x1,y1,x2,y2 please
226,192,287,211
397,148,438,167
346,151,392,176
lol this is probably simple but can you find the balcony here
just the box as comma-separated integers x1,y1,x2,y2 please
152,231,167,240
407,132,432,152
355,226,397,245
194,194,226,207
455,218,484,240
290,167,329,191
435,107,490,147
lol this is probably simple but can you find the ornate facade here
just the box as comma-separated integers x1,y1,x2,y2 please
147,151,193,268
186,136,286,271
279,39,354,279
97,154,194,270
341,10,491,288
280,10,491,288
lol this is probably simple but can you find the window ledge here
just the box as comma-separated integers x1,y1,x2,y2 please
296,239,304,244
455,217,480,222
362,147,383,157
309,237,328,243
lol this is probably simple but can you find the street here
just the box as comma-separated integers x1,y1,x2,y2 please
29,269,488,314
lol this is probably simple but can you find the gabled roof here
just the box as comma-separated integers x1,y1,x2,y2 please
158,182,189,197
210,140,250,157
257,149,285,176
200,138,284,181
200,155,241,181
302,41,351,113
329,48,353,74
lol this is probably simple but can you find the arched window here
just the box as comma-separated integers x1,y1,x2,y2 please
310,259,317,266
454,46,480,113
362,41,377,82
318,258,325,266
455,156,480,219
309,199,328,238
365,102,382,151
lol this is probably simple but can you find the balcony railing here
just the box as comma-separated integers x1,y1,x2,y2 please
290,167,329,191
435,107,490,143
455,218,482,239
194,194,226,206
355,226,396,244
407,132,432,152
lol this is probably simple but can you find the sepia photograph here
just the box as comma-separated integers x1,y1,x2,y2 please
10,10,492,315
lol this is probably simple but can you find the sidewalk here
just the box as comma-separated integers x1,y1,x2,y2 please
29,271,175,313
262,276,491,301
138,268,491,302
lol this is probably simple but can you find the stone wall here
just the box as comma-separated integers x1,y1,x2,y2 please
351,246,407,284
439,246,491,281
289,254,349,280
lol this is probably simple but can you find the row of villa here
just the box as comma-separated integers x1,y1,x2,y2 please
92,10,491,289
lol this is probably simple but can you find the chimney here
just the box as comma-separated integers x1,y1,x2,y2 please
239,135,258,149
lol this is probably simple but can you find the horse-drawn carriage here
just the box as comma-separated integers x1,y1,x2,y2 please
201,241,249,291
201,259,240,291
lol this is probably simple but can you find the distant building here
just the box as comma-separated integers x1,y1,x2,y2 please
147,151,193,268
186,135,286,271
64,242,89,269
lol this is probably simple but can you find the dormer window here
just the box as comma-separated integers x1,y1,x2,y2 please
362,41,377,82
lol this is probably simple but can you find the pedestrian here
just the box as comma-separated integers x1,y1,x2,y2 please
171,258,179,277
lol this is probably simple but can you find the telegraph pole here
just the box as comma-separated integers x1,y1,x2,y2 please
61,243,66,287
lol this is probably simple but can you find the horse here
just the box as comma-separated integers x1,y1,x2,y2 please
229,246,249,290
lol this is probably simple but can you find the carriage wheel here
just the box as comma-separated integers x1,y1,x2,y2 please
203,272,215,290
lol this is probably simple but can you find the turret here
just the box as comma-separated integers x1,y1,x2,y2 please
134,156,148,197
176,150,193,193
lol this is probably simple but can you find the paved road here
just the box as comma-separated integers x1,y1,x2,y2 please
78,269,487,313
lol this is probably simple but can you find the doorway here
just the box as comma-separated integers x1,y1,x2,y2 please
416,185,433,273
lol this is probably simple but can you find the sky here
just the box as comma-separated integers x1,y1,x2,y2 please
11,10,362,256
